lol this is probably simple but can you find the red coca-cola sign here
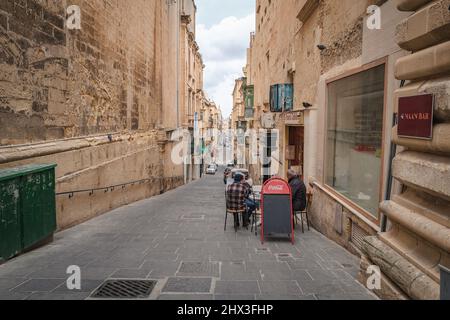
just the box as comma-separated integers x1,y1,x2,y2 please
398,94,434,140
262,178,291,195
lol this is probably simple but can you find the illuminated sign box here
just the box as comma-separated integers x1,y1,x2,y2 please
398,94,434,140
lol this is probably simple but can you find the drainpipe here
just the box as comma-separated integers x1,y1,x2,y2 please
381,80,406,232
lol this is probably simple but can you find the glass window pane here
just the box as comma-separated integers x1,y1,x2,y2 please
326,64,385,218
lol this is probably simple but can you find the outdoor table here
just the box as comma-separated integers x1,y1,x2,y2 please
253,185,262,203
253,185,262,196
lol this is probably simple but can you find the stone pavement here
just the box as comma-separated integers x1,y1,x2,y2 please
0,172,377,300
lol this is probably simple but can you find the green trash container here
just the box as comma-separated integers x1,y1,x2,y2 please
0,164,57,263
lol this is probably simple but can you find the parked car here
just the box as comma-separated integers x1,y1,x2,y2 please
206,165,216,175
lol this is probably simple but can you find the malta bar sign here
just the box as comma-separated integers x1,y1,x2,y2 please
398,94,434,140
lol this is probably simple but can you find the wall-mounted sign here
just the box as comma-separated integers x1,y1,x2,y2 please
398,94,434,140
261,113,276,129
284,111,304,125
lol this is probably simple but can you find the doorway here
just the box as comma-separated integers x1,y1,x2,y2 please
286,126,304,178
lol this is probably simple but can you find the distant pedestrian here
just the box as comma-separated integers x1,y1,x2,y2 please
287,169,307,212
224,168,231,185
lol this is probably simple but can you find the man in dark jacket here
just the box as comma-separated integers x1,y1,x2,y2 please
287,169,307,212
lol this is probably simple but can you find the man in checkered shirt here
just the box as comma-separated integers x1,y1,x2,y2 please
226,173,248,228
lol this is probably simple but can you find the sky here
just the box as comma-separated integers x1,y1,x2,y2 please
196,0,255,119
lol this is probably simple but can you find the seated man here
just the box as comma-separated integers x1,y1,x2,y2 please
226,173,247,229
287,169,307,212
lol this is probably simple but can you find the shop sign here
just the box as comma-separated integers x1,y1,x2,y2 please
284,111,304,125
261,113,276,129
398,94,434,140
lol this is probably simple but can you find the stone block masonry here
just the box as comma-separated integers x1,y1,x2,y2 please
0,0,163,144
0,0,185,230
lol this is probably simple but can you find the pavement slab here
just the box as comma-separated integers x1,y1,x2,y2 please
0,173,377,300
163,277,213,293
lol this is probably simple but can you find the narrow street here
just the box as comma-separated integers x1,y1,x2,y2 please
0,172,376,300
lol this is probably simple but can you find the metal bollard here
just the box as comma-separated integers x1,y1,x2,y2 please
440,265,450,300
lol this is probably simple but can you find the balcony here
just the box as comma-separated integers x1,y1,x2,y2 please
207,117,214,128
237,120,247,132
244,108,255,120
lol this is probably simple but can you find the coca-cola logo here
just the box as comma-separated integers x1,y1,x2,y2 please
268,185,283,191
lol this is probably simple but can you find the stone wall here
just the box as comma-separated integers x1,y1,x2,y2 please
0,0,163,145
309,184,379,255
0,0,185,230
251,0,300,111
318,0,387,73
0,130,183,230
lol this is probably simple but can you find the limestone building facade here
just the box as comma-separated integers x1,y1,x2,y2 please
361,0,450,300
199,99,222,167
231,77,246,165
236,0,449,299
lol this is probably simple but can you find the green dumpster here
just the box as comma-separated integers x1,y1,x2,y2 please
0,164,57,263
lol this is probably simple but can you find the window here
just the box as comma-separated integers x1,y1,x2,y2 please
326,64,385,219
270,84,293,113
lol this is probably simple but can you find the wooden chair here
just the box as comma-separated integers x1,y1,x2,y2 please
224,189,246,233
224,208,246,233
294,192,313,233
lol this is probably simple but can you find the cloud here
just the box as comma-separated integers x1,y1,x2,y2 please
197,14,255,118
